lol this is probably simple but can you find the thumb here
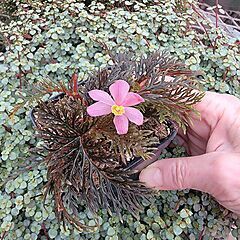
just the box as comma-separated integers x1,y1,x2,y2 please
139,153,221,193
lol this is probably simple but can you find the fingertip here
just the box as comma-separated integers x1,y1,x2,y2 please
139,167,163,188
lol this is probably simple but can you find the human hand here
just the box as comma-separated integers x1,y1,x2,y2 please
140,91,240,215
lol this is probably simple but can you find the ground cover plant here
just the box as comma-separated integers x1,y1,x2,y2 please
0,0,240,239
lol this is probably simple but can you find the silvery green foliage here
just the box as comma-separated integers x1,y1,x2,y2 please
0,0,239,239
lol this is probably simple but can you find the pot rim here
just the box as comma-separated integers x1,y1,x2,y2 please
30,93,65,127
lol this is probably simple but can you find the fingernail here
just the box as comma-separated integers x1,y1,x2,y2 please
139,167,163,188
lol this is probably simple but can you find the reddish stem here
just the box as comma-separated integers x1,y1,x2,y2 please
198,226,205,240
192,4,216,51
215,0,219,29
71,72,78,95
222,67,230,81
0,231,7,240
41,223,50,240
212,0,220,53
17,52,23,89
2,124,13,134
143,36,150,47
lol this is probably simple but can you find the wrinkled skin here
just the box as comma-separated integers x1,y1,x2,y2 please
140,92,240,215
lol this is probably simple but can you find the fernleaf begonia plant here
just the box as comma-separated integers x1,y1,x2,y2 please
27,52,204,231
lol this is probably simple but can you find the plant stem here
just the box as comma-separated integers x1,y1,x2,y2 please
198,226,206,240
0,231,7,240
41,223,50,240
215,0,219,29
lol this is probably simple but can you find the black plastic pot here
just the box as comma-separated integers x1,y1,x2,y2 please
30,93,65,127
126,121,177,173
30,94,178,177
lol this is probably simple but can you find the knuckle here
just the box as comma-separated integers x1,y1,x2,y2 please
212,157,228,183
171,160,188,189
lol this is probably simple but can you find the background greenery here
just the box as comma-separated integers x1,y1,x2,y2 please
0,0,240,239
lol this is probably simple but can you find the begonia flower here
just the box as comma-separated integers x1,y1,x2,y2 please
87,80,144,135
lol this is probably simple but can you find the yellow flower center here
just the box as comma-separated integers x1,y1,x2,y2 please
111,105,125,116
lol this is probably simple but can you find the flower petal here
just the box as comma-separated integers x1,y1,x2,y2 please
88,90,114,106
124,107,144,125
109,80,130,105
87,102,112,117
122,92,144,106
113,115,129,135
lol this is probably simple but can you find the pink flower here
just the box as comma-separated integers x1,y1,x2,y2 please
87,80,145,135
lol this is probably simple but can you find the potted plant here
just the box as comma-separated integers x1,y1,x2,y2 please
30,52,203,231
